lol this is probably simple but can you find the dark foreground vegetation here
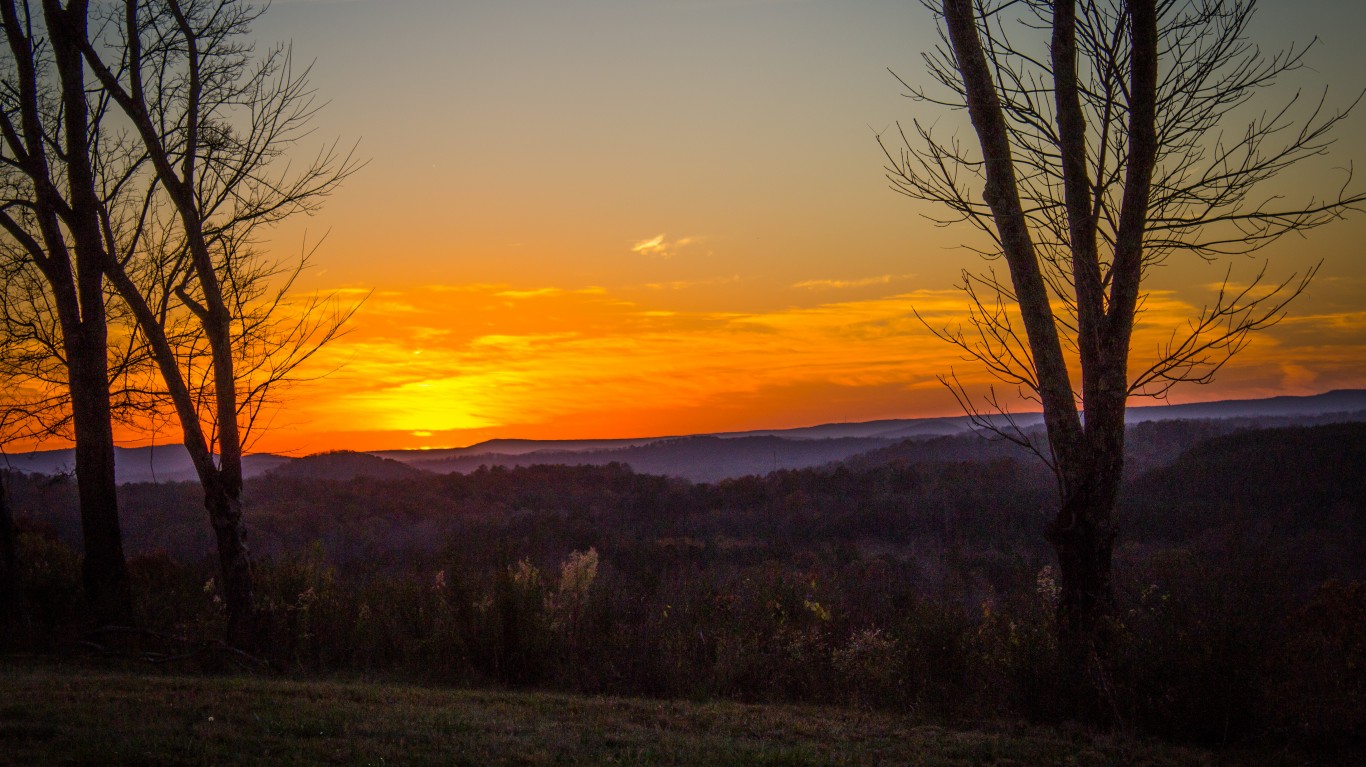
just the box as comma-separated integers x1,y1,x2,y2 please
0,662,1262,767
3,422,1364,755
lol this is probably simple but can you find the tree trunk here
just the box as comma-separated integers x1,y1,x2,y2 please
204,472,255,649
0,0,135,632
1050,486,1117,631
99,235,259,649
0,471,30,646
1048,495,1118,722
77,0,260,649
49,0,134,631
1047,413,1124,724
67,329,134,628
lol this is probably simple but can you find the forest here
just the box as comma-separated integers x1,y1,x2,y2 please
5,419,1363,745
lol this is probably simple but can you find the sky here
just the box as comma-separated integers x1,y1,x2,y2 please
77,0,1366,453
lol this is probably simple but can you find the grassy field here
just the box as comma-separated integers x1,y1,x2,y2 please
0,660,1337,766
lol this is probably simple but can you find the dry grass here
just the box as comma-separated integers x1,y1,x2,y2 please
0,660,1312,766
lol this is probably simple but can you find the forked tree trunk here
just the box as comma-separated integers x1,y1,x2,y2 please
939,0,1156,723
1043,383,1128,720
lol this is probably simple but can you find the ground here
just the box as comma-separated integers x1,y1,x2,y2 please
0,660,1338,766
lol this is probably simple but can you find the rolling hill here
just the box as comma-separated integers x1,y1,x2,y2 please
3,389,1363,483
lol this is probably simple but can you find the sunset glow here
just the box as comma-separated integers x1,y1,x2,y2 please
231,268,1366,455
11,0,1366,456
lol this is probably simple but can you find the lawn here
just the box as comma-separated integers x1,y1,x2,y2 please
0,660,1324,766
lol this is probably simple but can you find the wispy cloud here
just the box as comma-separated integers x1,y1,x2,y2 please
494,287,563,299
638,275,740,291
630,233,705,259
175,279,1366,453
282,284,988,445
792,274,914,290
495,286,608,300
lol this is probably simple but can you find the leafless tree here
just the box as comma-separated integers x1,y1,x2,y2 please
883,0,1363,711
75,0,357,647
0,0,139,628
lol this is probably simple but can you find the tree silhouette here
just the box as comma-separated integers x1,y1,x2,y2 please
73,0,358,648
883,0,1363,715
0,0,139,628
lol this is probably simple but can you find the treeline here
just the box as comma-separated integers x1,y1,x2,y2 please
13,457,1057,579
4,422,1365,744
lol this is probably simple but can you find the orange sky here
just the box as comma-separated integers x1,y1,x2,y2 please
9,0,1366,456
242,265,1365,455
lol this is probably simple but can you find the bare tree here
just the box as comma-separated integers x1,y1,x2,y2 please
883,0,1363,710
0,0,139,628
75,0,357,647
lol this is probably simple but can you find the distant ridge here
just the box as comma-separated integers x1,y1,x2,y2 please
267,450,423,482
371,389,1366,464
366,437,663,463
1125,388,1366,421
0,445,288,484
3,389,1362,483
404,434,892,484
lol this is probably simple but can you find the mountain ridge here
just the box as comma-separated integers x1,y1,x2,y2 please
3,388,1364,483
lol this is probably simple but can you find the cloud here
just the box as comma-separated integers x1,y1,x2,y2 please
630,233,704,259
638,275,740,291
126,278,1364,454
284,283,990,445
494,287,563,299
494,286,608,300
792,274,914,290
